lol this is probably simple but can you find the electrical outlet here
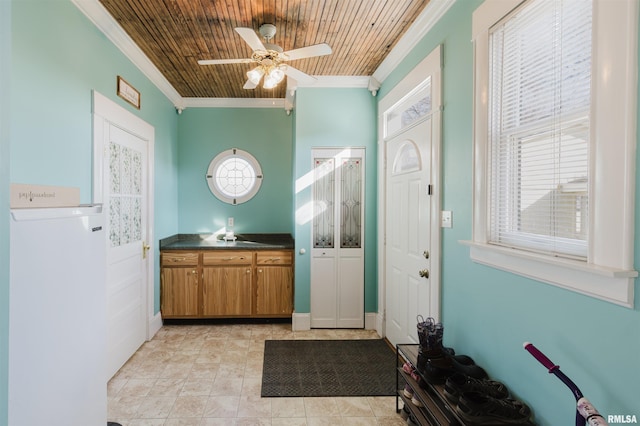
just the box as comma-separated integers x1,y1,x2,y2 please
441,211,452,228
228,217,234,227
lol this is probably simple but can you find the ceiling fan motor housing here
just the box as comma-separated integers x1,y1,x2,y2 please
259,24,277,41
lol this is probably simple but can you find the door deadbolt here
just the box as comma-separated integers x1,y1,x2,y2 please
423,250,430,259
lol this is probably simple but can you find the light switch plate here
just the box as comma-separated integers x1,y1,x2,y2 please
441,211,452,228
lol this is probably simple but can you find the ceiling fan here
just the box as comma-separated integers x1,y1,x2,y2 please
198,24,332,89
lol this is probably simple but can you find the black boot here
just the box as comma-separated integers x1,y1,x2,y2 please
416,317,457,382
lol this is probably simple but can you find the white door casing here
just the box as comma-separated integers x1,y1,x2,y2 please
93,91,155,379
378,45,442,345
310,148,365,328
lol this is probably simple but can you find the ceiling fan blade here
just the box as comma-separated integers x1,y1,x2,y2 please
283,66,317,84
235,27,267,52
283,43,332,61
198,58,253,65
243,79,258,90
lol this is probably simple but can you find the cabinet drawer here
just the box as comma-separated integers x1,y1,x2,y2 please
203,251,252,265
256,251,292,265
162,252,199,266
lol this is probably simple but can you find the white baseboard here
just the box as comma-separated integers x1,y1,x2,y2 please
375,312,385,338
148,312,162,340
365,312,378,330
293,312,380,331
292,312,311,331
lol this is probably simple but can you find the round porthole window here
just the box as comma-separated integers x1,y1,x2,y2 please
206,148,263,205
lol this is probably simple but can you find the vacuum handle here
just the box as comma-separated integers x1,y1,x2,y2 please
524,341,558,372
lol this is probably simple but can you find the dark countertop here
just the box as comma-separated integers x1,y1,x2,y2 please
159,233,294,250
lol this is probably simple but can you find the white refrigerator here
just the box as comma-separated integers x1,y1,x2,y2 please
9,205,107,426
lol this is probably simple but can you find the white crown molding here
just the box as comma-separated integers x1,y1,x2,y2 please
182,97,285,109
297,76,371,89
72,0,183,107
73,0,453,109
372,0,456,83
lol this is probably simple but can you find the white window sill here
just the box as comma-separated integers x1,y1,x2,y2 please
460,241,636,308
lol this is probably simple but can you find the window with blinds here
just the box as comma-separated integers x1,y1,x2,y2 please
488,0,592,259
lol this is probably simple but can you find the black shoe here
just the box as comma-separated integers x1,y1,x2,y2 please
444,373,509,404
456,391,533,425
451,356,488,379
418,352,487,383
417,357,454,384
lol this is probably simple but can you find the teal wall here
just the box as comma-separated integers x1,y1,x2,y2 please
0,1,11,424
293,88,378,314
10,0,180,315
4,0,180,420
176,108,293,234
378,1,640,423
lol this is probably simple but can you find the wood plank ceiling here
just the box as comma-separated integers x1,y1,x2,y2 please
98,0,430,99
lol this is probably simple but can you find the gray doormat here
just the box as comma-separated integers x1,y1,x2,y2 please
261,339,396,397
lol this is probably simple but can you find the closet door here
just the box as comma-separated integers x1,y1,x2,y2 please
310,148,365,328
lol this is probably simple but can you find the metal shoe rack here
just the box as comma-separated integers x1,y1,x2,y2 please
396,344,467,426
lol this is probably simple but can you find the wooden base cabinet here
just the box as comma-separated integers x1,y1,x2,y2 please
161,268,199,317
160,252,199,317
256,251,294,316
202,266,253,316
161,249,293,319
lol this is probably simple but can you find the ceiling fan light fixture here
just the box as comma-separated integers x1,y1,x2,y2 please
269,66,285,83
263,73,278,89
247,67,265,85
199,24,331,92
262,65,286,89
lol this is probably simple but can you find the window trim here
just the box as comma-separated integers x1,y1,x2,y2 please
463,0,638,308
206,148,263,205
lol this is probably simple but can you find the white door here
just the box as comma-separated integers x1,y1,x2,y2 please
93,91,154,378
385,122,434,345
380,46,442,346
311,148,365,328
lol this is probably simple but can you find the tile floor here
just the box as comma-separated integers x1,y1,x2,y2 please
107,322,407,426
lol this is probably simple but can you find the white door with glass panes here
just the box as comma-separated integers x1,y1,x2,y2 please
310,148,365,328
93,91,153,379
380,46,441,346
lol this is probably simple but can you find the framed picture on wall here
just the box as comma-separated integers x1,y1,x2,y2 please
116,76,141,109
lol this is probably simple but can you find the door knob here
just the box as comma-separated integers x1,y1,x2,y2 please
142,242,151,259
418,269,429,278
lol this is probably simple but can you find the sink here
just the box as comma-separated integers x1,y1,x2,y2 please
159,233,294,250
214,234,268,246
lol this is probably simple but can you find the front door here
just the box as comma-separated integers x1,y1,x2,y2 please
385,120,434,345
381,46,442,346
93,91,153,378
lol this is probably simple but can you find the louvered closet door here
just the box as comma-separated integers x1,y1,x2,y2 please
310,148,365,328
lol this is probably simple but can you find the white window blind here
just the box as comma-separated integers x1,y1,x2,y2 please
488,0,592,259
